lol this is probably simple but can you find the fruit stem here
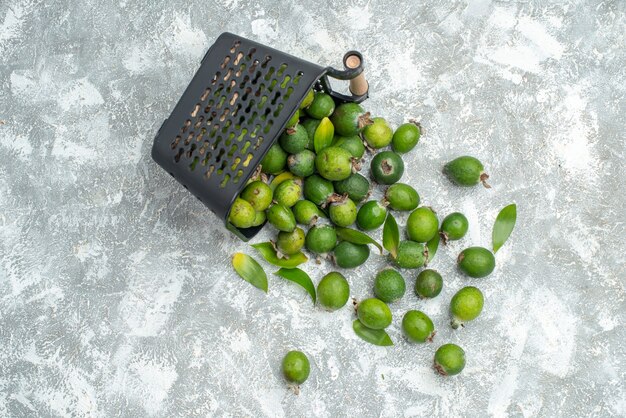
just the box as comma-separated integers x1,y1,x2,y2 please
480,172,491,189
434,362,447,376
450,318,463,330
408,119,423,135
358,112,373,129
439,231,449,245
426,331,436,343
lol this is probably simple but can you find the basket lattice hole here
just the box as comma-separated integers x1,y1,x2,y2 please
226,80,236,93
255,136,264,149
194,116,204,129
280,75,291,89
175,147,184,162
252,71,262,85
200,88,211,101
244,99,255,113
205,165,215,179
202,152,212,166
285,86,294,100
209,124,219,138
223,69,234,81
230,40,241,53
242,153,254,167
216,95,227,109
213,135,223,151
237,116,245,126
182,119,192,133
231,156,241,170
264,67,275,81
215,148,226,163
186,143,197,159
261,108,271,121
257,95,268,109
235,63,246,77
195,130,205,143
220,55,231,69
189,156,199,171
246,48,256,60
242,87,253,102
233,169,244,184
237,129,248,142
261,55,272,68
228,144,238,157
249,59,259,73
249,111,258,123
277,63,288,77
268,79,278,92
226,132,236,144
211,72,221,85
219,174,231,188
242,140,251,153
218,159,228,173
214,84,224,97
204,99,214,114
250,124,261,138
184,132,194,145
254,83,266,97
271,91,281,105
191,104,201,117
293,71,303,85
232,103,242,117
219,108,230,122
263,121,273,134
229,92,239,106
239,75,250,89
171,136,181,149
221,119,233,134
199,141,209,155
273,103,284,117
234,51,244,65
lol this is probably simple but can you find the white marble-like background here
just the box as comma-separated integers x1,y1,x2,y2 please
1,0,624,417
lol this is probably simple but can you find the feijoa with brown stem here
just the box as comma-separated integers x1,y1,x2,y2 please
443,156,490,188
330,102,372,136
434,344,465,376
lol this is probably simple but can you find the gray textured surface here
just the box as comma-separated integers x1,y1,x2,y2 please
1,0,625,417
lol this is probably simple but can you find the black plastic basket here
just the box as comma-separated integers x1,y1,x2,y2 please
152,32,368,240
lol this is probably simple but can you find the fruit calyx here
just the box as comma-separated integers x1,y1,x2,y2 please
358,112,373,130
480,172,491,189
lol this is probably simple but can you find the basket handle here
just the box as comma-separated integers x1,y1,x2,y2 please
323,51,369,103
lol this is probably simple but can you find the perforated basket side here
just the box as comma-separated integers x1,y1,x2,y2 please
152,33,326,239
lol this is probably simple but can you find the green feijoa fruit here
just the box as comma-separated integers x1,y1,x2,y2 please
260,143,287,175
440,212,469,242
250,211,267,227
240,180,273,211
374,269,406,303
384,183,419,211
282,350,310,384
303,174,334,206
293,200,325,225
415,269,443,298
317,271,349,311
330,102,372,136
315,146,353,181
457,247,495,278
286,109,300,128
402,310,435,343
305,225,337,254
228,198,256,228
356,200,387,231
300,118,320,150
450,286,484,329
266,204,296,232
273,178,302,208
287,149,316,177
299,89,315,109
305,92,335,119
392,122,421,153
362,117,393,149
407,207,439,243
357,298,392,330
443,156,490,188
333,135,366,159
334,173,370,203
334,241,370,269
394,240,426,269
434,344,466,376
328,197,357,227
370,151,404,185
278,124,308,154
276,227,306,256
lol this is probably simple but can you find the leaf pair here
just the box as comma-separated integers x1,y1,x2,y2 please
251,242,307,268
352,320,393,346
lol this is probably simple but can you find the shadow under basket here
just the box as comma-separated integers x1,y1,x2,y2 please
152,32,369,241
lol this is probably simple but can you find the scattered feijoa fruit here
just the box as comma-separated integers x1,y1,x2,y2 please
330,102,372,136
406,207,439,243
279,124,308,154
305,92,335,119
394,240,426,269
443,156,490,188
317,271,350,311
266,203,296,232
282,350,310,384
293,200,324,226
457,246,495,278
303,174,334,206
260,143,288,175
370,151,404,185
440,212,469,242
273,178,302,208
414,269,443,299
228,197,256,229
305,225,337,254
450,286,484,329
392,122,421,153
384,183,419,211
434,344,466,376
276,227,306,255
315,146,353,181
357,298,392,330
363,117,393,148
356,200,387,230
333,135,366,159
402,310,435,343
374,269,406,303
240,181,273,211
334,173,370,203
288,149,316,177
328,196,358,227
334,241,370,269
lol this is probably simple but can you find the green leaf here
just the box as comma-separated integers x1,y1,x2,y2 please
232,253,268,292
382,213,399,258
425,232,440,265
353,320,393,346
492,203,517,253
274,268,316,304
251,242,308,268
269,171,296,191
313,117,334,153
335,227,383,254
